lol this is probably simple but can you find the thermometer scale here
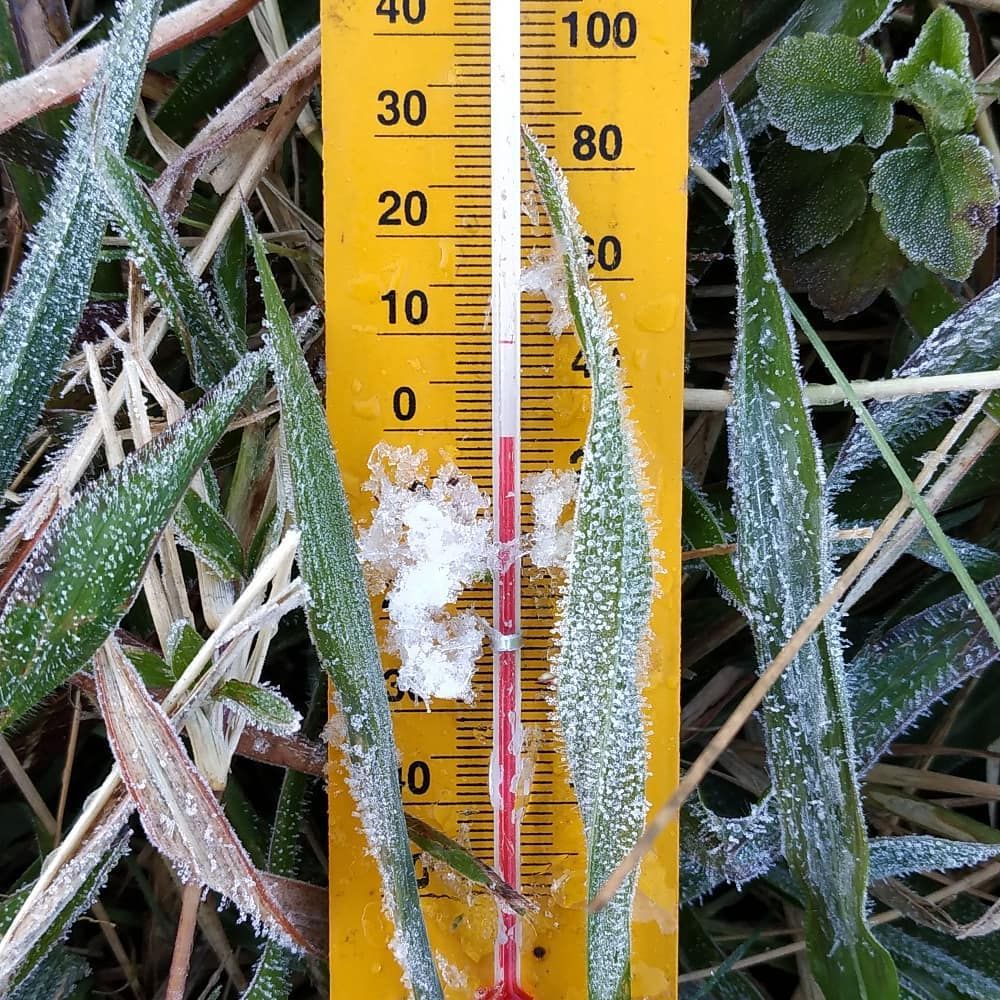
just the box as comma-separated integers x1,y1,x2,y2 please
323,1,689,995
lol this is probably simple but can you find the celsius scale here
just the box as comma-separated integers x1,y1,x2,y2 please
323,0,689,995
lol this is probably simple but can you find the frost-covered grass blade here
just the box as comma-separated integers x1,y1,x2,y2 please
245,214,443,999
99,148,245,388
523,130,652,1000
0,352,265,732
93,637,316,953
0,0,163,495
0,799,132,996
724,102,898,997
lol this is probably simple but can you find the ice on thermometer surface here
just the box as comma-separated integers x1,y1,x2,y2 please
358,445,494,702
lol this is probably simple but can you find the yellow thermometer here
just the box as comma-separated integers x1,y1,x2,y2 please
323,1,689,996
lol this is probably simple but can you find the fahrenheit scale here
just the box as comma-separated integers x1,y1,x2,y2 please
323,1,689,996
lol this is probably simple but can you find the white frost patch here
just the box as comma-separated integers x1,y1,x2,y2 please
524,469,577,571
358,445,494,702
522,246,572,335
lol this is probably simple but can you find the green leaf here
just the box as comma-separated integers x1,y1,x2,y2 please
214,219,249,342
405,815,532,915
848,577,1000,766
174,489,246,580
868,836,1000,884
523,131,653,1000
124,646,176,688
98,148,245,388
0,0,164,495
152,19,258,146
245,215,443,1000
888,7,976,134
217,680,301,737
680,909,767,1000
0,351,265,733
758,143,874,257
10,947,90,1000
758,33,896,151
240,724,312,1000
166,620,204,674
795,0,900,39
879,918,1000,1000
724,100,898,999
831,278,1000,493
871,132,998,281
789,204,906,320
0,838,129,994
682,475,745,606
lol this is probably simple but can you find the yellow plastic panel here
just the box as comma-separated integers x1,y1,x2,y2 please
323,2,689,996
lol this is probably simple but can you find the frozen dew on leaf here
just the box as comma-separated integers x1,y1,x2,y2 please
357,445,494,702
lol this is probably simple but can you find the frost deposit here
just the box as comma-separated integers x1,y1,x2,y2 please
524,469,577,571
358,445,493,702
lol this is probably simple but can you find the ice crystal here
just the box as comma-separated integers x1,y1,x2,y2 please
524,469,577,571
358,445,493,702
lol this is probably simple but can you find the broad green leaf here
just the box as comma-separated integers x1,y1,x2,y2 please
524,131,652,1000
0,0,163,495
99,148,245,388
246,215,443,999
758,34,896,151
871,133,998,281
758,143,874,256
0,352,266,732
174,489,246,580
405,815,531,915
217,680,301,737
724,101,898,998
680,796,780,903
888,7,976,135
153,19,258,146
789,205,906,320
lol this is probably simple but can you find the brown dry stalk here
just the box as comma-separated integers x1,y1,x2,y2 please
0,0,262,135
164,882,202,1000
